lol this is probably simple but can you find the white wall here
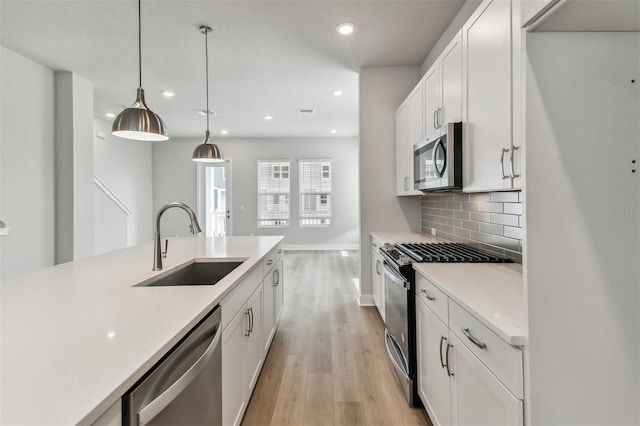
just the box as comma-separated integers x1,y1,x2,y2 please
153,137,360,248
0,47,55,280
524,32,639,425
359,66,422,303
93,118,153,254
54,71,95,262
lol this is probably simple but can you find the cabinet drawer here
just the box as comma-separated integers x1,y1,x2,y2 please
416,273,448,324
449,300,523,398
263,247,279,276
221,265,263,331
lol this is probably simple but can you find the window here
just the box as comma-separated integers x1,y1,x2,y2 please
299,160,332,226
257,160,290,227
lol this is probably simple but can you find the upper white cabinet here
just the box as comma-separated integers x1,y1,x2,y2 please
462,0,522,192
395,95,422,196
423,31,463,136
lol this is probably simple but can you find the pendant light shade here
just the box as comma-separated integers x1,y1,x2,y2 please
193,26,223,162
112,0,168,141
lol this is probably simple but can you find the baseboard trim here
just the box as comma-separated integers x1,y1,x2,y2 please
282,243,359,251
358,294,375,306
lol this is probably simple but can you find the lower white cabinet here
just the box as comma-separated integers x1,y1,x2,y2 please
222,245,284,426
222,284,263,426
415,273,523,426
450,333,523,426
416,297,451,426
371,247,384,320
90,399,121,426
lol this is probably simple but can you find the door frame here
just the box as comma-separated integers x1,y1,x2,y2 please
196,160,233,237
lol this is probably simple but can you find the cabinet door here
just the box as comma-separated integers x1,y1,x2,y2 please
371,249,384,320
273,258,284,324
449,334,523,426
263,276,275,353
423,65,441,135
462,0,513,192
441,31,462,125
395,103,410,195
222,308,249,426
416,297,452,426
245,285,264,394
409,83,424,144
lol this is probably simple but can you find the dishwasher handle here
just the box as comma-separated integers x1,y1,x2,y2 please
137,321,222,426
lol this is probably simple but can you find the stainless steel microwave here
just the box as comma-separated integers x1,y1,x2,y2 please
413,122,462,192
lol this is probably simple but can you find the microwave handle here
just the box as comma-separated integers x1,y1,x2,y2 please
432,139,446,178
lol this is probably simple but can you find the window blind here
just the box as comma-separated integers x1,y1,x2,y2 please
299,160,332,226
257,160,290,227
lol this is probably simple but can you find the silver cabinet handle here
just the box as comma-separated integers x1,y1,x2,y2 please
403,176,408,191
276,248,283,254
245,309,251,336
375,259,382,276
500,148,510,179
436,108,442,128
266,259,274,266
509,146,520,179
462,327,487,350
433,109,438,129
445,343,454,377
249,307,254,335
273,268,280,286
138,321,221,426
439,336,447,369
420,289,436,301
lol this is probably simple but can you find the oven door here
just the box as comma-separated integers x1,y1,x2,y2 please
414,134,447,191
383,261,413,404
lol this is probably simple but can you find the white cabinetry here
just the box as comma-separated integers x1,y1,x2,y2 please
222,283,263,426
370,236,384,320
396,87,423,196
462,0,521,192
91,399,121,426
222,244,284,426
415,273,523,426
423,31,463,136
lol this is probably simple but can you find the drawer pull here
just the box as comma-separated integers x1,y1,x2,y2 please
439,336,447,369
420,288,436,301
462,327,487,350
266,260,274,266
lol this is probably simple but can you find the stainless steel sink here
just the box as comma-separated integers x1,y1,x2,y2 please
136,261,243,287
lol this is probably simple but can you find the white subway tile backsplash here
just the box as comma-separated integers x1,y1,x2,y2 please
503,203,523,215
421,191,523,259
490,213,519,227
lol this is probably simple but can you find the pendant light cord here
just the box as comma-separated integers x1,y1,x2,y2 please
138,0,142,88
205,29,210,133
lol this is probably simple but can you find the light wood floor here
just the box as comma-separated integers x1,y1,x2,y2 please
242,250,432,426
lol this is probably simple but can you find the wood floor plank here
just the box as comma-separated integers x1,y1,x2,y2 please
302,373,334,426
269,355,309,426
334,401,366,426
241,251,431,426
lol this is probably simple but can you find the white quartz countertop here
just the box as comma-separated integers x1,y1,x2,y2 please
0,236,283,426
413,262,526,346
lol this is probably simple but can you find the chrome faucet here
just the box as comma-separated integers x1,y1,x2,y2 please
153,202,202,271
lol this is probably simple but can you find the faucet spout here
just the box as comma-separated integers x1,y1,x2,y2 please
153,202,202,271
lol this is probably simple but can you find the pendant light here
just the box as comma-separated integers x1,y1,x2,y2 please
112,0,168,141
192,26,224,162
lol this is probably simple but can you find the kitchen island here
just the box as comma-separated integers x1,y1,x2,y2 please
0,236,283,425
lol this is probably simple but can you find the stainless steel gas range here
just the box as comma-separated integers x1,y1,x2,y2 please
379,242,511,407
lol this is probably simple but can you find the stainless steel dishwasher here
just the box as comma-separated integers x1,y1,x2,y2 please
123,305,222,426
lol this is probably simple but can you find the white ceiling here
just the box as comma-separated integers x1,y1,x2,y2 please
0,0,465,139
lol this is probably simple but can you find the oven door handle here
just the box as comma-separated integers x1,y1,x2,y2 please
383,262,408,290
385,329,410,380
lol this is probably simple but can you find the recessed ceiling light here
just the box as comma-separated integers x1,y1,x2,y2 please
221,130,229,135
195,109,218,117
105,112,115,118
330,129,337,134
264,115,273,121
337,23,355,35
332,90,344,96
161,90,176,98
